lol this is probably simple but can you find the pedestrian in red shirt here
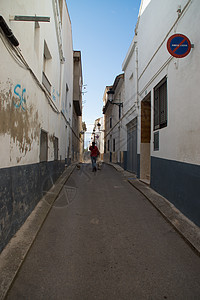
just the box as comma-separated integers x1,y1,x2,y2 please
89,142,100,172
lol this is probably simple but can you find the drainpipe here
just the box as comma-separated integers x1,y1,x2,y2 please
135,45,139,110
52,0,65,64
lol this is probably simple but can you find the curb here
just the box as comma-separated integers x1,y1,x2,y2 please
106,162,200,256
0,163,76,300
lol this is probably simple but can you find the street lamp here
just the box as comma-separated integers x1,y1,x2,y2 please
107,90,115,102
96,122,105,132
106,89,123,119
97,122,101,131
107,89,123,107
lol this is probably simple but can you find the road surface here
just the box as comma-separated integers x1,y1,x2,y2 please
6,163,200,299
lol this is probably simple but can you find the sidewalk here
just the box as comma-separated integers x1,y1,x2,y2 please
0,162,200,299
107,162,200,256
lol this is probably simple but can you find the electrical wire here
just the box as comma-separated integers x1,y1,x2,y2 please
0,29,26,69
0,27,60,114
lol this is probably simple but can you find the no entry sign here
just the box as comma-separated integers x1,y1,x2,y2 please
167,34,191,58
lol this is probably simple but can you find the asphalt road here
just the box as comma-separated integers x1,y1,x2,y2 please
6,163,200,299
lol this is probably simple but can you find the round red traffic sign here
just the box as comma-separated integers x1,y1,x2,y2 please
167,34,191,58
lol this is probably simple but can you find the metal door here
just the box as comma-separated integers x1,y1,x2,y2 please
127,118,137,173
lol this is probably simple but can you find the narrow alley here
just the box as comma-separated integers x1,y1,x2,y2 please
1,0,200,299
5,163,200,299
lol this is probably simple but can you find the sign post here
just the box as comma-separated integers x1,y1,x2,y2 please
167,34,191,58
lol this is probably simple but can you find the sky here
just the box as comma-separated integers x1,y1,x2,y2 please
66,0,141,139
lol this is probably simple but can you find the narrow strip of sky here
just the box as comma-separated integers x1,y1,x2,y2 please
66,0,141,130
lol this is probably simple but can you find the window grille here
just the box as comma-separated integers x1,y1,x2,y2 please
154,77,167,130
154,131,159,151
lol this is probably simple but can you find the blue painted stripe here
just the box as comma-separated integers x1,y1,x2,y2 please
151,157,200,227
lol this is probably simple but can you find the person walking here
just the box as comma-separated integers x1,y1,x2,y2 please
89,142,99,172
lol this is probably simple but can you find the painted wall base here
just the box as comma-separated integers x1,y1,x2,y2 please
151,157,200,227
0,161,65,253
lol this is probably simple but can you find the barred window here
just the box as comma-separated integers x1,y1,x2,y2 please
154,77,167,130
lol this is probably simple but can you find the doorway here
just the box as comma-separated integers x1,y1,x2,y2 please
140,94,151,183
127,118,137,173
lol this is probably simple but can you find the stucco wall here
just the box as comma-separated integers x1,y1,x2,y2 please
138,0,200,165
0,0,74,251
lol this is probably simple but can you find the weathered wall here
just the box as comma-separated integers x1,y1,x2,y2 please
0,161,64,252
0,0,74,251
138,0,200,165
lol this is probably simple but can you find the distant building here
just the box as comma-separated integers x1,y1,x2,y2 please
103,74,125,165
92,117,104,159
72,51,83,162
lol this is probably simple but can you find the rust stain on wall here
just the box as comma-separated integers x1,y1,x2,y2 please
0,80,40,158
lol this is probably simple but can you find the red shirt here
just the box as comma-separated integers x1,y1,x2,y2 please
89,146,99,157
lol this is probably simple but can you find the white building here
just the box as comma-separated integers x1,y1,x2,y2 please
92,117,104,159
122,0,200,226
0,0,79,251
103,74,125,165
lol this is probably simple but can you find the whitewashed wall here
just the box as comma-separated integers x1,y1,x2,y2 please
137,0,200,165
0,0,73,167
122,37,138,152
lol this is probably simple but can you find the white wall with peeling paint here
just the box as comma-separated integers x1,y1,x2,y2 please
0,0,74,167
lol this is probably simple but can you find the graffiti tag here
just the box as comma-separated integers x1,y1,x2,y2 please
13,84,26,111
52,87,59,102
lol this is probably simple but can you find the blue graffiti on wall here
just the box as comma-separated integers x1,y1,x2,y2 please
13,84,26,111
52,87,59,102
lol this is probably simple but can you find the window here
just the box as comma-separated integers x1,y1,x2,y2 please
110,117,112,128
154,77,167,130
113,139,115,152
154,131,159,151
108,140,110,151
119,105,122,119
42,40,52,94
40,130,48,161
54,137,59,160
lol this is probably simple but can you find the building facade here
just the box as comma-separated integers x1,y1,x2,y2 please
122,0,200,226
0,0,82,251
103,74,125,165
72,51,83,162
